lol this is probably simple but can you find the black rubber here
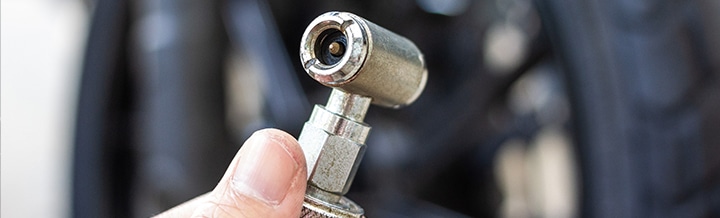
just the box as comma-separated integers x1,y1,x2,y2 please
315,29,347,65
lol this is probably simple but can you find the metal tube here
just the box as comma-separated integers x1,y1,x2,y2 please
297,11,428,217
300,12,427,108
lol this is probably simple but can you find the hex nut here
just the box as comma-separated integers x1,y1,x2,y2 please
298,122,367,195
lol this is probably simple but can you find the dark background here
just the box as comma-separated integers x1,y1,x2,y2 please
72,0,720,217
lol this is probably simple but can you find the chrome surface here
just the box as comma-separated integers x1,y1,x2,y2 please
298,11,427,217
300,11,427,108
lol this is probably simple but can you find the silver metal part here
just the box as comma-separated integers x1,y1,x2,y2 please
298,89,370,203
298,11,427,217
301,193,364,218
300,11,428,108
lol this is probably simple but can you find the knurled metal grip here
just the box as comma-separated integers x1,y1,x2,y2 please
298,11,427,217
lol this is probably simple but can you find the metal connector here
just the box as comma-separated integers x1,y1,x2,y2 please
298,11,427,217
300,11,427,108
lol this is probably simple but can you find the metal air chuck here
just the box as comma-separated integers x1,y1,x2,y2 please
297,12,427,217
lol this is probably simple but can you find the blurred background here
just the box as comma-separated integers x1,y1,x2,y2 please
2,0,719,217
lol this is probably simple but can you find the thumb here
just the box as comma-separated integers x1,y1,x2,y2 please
155,128,308,217
197,128,308,217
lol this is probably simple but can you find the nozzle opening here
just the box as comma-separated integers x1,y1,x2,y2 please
315,29,347,65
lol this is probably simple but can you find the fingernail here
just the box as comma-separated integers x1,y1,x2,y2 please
232,131,300,206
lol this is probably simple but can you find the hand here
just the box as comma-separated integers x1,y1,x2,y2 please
154,129,307,217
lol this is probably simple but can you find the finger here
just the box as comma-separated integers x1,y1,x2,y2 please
192,128,307,218
153,193,210,217
153,128,307,218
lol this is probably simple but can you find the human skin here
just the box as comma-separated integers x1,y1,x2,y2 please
154,129,307,218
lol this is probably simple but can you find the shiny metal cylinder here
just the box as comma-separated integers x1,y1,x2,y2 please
300,11,427,108
298,11,428,217
325,89,371,122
